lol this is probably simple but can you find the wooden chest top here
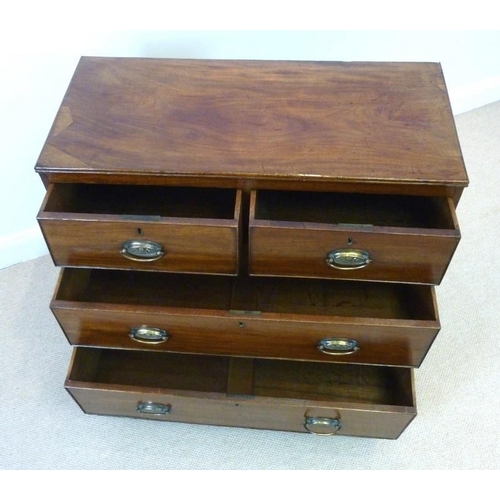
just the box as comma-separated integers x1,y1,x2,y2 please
36,57,468,190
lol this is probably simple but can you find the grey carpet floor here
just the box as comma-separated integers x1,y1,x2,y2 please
2,101,500,469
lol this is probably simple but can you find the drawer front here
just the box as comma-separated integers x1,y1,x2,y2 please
53,307,439,368
67,385,415,438
38,184,242,275
249,226,459,284
52,269,440,368
40,219,239,274
249,190,461,284
66,349,417,439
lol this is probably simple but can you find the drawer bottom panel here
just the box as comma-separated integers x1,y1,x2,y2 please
65,348,417,439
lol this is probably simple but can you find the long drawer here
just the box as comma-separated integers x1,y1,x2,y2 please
38,183,242,275
249,190,460,284
65,348,417,439
52,269,440,367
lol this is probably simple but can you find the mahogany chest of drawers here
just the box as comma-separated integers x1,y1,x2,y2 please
36,57,468,438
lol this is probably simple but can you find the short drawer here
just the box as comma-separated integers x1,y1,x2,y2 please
249,190,460,284
66,349,417,439
52,269,440,368
38,184,242,275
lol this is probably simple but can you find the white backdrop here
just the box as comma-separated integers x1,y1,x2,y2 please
1,30,500,268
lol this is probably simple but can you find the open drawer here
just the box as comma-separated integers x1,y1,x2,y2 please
52,269,440,367
249,190,460,284
66,348,417,439
38,184,242,275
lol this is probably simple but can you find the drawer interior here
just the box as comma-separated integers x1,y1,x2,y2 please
69,348,414,406
254,190,456,229
56,269,437,321
43,183,238,219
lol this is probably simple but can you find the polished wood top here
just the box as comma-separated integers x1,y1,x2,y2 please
36,57,468,188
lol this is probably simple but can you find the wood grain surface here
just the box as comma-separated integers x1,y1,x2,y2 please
52,268,440,367
249,190,460,284
36,58,468,194
36,57,470,439
66,348,416,438
38,184,242,275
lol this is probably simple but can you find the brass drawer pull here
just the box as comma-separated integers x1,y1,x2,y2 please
326,249,372,270
304,417,341,436
130,326,169,344
318,338,359,355
137,402,171,415
121,240,164,262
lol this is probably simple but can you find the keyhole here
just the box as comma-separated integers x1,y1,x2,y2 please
136,228,143,236
347,237,353,246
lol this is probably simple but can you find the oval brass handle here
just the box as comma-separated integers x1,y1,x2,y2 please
318,338,359,355
130,326,169,344
121,240,164,262
137,402,171,415
304,417,341,436
326,249,372,270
